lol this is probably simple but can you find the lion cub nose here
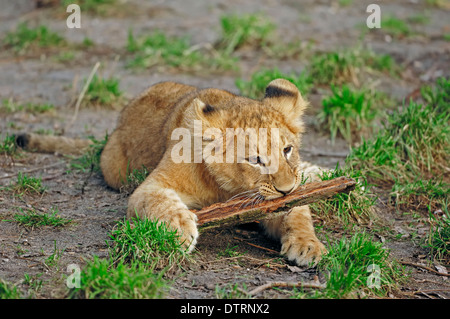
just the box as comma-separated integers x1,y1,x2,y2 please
274,179,297,195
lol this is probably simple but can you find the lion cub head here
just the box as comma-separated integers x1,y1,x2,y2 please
188,79,308,201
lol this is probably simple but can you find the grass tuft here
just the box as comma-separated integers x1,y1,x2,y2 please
315,233,404,298
348,101,449,183
311,164,376,225
1,99,55,114
0,279,22,299
3,22,65,54
9,172,46,196
427,208,450,262
347,77,449,212
218,13,275,54
309,49,397,86
382,15,411,38
0,134,17,156
391,179,449,212
317,85,378,143
420,77,450,114
8,207,72,229
126,30,236,72
84,75,123,107
61,0,117,15
108,217,187,271
69,257,167,299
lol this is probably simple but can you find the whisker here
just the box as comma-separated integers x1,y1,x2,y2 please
227,189,258,202
238,195,254,210
255,195,265,206
231,193,252,209
238,191,262,210
245,192,260,209
248,194,261,208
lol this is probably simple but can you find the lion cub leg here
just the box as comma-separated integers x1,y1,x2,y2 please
127,182,199,252
262,206,327,266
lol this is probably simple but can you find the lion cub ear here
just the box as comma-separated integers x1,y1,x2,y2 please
263,79,308,130
193,98,216,126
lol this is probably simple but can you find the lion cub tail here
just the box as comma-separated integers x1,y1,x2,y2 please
15,133,93,156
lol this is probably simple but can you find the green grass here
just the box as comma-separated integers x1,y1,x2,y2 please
310,165,376,225
217,244,242,258
69,257,167,299
44,240,64,269
348,100,449,184
3,22,65,54
312,233,403,298
292,233,403,299
8,172,46,196
126,30,236,72
1,99,55,114
391,179,449,212
427,208,450,262
308,48,396,86
23,273,43,297
346,77,449,211
119,165,151,194
420,77,450,114
235,68,311,99
382,15,411,37
0,134,17,156
71,133,108,173
317,85,378,143
61,0,117,15
84,75,122,106
8,207,72,229
108,217,187,270
0,279,22,299
218,13,275,54
68,217,185,299
338,0,354,6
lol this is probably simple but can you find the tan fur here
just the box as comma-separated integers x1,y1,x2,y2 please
16,134,92,156
17,79,327,266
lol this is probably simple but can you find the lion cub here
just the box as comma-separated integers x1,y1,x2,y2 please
18,79,327,266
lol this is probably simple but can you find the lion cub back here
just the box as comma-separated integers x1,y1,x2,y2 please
100,82,199,189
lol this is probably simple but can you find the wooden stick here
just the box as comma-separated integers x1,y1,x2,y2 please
195,176,356,230
400,261,450,277
248,281,325,296
233,237,279,254
0,162,66,180
67,62,100,131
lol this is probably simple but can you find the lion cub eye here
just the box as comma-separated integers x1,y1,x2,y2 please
283,145,293,157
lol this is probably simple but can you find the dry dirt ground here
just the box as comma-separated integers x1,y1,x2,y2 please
0,0,449,299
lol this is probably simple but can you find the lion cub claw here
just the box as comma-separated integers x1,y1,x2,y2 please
281,236,327,267
172,211,199,253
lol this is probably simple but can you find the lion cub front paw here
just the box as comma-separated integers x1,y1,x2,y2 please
169,210,199,253
281,235,327,267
